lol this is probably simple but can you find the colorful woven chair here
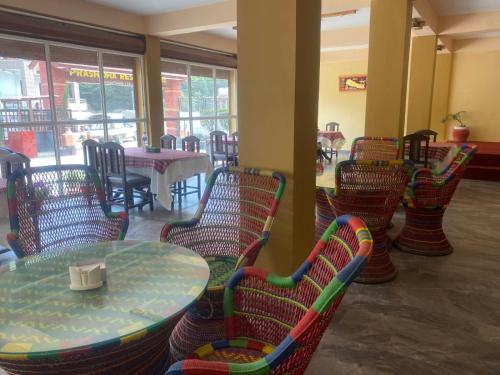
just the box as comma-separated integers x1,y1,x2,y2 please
395,144,477,256
350,136,400,160
7,164,128,258
326,160,413,283
315,187,335,241
161,167,286,360
166,215,373,375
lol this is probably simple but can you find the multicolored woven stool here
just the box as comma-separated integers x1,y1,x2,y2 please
326,160,413,283
395,144,477,256
161,167,286,360
315,187,336,241
166,215,373,375
350,136,400,161
7,165,128,258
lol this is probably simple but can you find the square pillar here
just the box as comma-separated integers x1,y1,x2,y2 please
237,0,321,275
405,35,438,134
365,0,412,138
430,53,453,141
143,35,164,147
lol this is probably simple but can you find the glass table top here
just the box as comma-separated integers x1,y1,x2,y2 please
0,241,209,358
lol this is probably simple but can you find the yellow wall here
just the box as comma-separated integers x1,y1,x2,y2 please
448,50,500,141
318,60,367,149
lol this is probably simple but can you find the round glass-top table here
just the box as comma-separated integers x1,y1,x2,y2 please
0,241,210,375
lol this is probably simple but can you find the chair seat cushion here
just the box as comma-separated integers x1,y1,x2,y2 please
205,256,238,289
108,173,151,186
191,339,275,363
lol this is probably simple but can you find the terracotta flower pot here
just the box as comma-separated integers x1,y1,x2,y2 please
452,126,470,143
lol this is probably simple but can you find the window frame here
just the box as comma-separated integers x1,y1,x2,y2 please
0,32,147,165
161,58,237,143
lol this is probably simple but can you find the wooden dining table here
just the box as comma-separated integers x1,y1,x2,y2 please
0,241,210,375
124,147,213,209
317,131,346,151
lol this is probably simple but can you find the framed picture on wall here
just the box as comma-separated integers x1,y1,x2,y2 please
339,75,367,92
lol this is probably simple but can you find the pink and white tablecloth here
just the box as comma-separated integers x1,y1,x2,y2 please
317,131,346,150
124,148,213,209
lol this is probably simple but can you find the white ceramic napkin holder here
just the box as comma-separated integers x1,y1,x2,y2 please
69,261,106,291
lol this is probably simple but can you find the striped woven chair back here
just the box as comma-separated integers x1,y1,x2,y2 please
315,187,335,241
332,160,412,232
163,167,285,265
406,144,477,209
350,136,400,160
7,164,128,258
221,216,373,374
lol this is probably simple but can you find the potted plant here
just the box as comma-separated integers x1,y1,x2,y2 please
442,111,469,142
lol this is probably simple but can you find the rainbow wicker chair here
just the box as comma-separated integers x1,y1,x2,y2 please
166,215,373,375
395,144,477,256
7,165,128,258
315,187,335,241
161,167,286,360
326,160,412,283
350,136,400,160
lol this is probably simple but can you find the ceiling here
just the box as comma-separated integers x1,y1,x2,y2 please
430,0,500,16
321,7,370,31
207,8,371,41
86,0,227,15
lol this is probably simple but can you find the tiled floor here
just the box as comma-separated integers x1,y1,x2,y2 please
1,161,499,374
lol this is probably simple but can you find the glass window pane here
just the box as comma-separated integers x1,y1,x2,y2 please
161,61,189,119
217,118,230,133
106,120,138,146
0,38,51,123
164,119,190,139
191,66,214,117
193,118,215,147
2,125,56,166
50,46,102,121
103,53,140,120
59,122,105,165
216,69,230,117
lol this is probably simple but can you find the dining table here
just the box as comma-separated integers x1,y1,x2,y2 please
317,131,346,151
0,240,210,375
124,147,213,209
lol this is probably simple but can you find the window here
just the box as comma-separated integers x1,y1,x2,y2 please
161,60,236,150
0,36,145,166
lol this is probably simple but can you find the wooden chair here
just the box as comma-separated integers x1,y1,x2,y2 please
326,160,413,283
82,139,105,185
0,151,30,179
162,167,286,360
209,130,236,167
6,165,128,258
325,122,340,132
231,131,239,166
396,144,477,256
402,133,431,168
166,215,373,375
180,135,202,201
350,136,400,160
101,142,153,213
415,129,438,142
160,134,177,150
